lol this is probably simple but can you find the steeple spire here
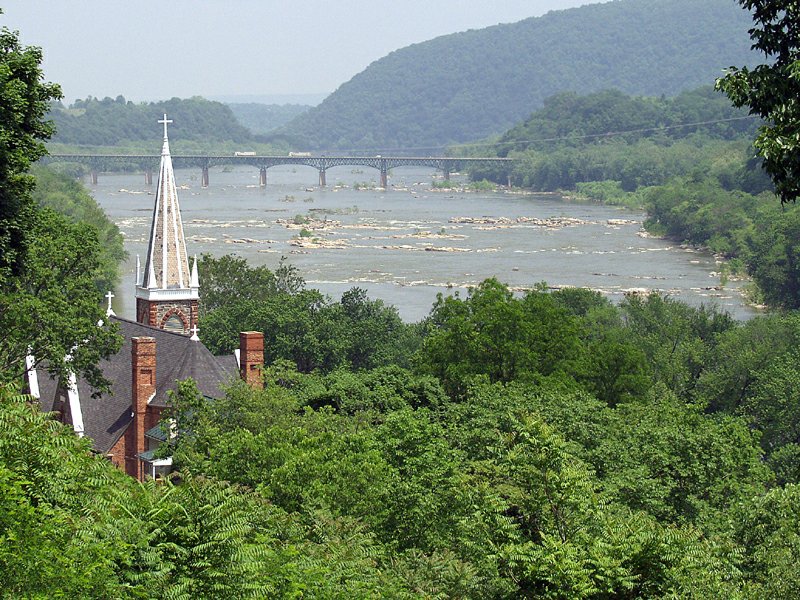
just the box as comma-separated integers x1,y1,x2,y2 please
141,113,190,291
135,115,199,335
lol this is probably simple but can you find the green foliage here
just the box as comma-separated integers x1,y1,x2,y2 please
419,279,653,406
590,394,770,528
742,348,800,453
640,173,800,307
744,206,800,308
478,86,771,194
0,389,127,597
499,87,759,155
469,178,495,191
197,253,302,316
200,255,421,372
730,485,800,599
48,95,255,147
280,0,756,151
419,279,583,397
166,372,753,597
111,474,277,599
620,292,735,399
0,24,62,279
716,0,800,204
574,180,643,209
0,207,122,390
31,164,126,291
695,312,800,414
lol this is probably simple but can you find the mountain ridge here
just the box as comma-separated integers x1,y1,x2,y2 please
278,0,757,152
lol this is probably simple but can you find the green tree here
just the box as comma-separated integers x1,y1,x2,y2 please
620,292,734,400
740,347,800,453
0,24,61,279
0,24,119,391
0,203,121,390
716,0,800,203
197,254,303,316
744,206,800,308
199,255,420,373
112,474,275,599
696,312,800,413
30,165,126,291
730,485,800,599
589,394,770,528
419,279,582,398
0,388,128,597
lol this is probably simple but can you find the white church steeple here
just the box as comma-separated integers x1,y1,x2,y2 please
142,114,191,290
135,115,199,334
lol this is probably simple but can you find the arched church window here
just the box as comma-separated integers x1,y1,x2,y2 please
163,315,185,333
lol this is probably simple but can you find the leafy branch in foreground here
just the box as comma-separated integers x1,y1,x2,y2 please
716,0,800,203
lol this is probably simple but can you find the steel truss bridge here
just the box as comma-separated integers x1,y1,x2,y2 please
43,154,515,188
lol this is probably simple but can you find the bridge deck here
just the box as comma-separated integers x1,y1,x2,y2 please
42,154,514,187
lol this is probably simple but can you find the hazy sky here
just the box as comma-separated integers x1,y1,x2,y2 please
2,1,601,104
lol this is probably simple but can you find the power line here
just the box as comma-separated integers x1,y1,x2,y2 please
327,114,759,156
454,115,760,151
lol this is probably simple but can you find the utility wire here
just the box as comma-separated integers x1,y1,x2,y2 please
329,114,759,156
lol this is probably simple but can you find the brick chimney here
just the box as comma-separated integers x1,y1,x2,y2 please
239,331,264,389
128,336,156,479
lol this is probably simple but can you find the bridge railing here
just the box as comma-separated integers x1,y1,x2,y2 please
41,154,514,187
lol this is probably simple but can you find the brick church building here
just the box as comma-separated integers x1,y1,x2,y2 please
27,116,263,481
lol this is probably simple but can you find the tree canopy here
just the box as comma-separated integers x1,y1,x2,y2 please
0,24,119,391
716,0,800,203
48,95,254,147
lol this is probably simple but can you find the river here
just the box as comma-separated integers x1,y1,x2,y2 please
90,165,757,322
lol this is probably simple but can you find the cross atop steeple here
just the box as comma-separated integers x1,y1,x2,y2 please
105,291,116,317
158,113,172,140
190,325,200,341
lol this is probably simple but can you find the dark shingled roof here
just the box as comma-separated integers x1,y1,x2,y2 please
35,316,238,454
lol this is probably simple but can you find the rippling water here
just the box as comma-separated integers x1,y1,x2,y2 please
90,165,756,322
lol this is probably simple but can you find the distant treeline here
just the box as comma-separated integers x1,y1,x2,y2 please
48,96,254,146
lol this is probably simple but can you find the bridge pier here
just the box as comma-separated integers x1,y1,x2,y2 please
201,166,209,188
145,169,153,185
318,168,326,187
259,167,267,187
507,174,513,188
443,168,451,181
379,159,389,188
90,170,98,185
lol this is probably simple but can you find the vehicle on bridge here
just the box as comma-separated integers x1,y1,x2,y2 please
288,151,311,157
233,151,255,156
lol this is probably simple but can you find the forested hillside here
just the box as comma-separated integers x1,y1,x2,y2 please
278,0,756,152
48,95,256,149
473,85,768,193
30,165,126,292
